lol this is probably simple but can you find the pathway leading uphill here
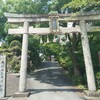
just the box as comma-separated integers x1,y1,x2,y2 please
7,61,84,100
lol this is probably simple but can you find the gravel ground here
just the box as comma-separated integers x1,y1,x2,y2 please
6,61,84,100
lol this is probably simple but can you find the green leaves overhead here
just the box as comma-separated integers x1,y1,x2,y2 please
3,0,47,14
0,0,4,15
62,0,100,12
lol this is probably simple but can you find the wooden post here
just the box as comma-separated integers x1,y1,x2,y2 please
19,22,29,92
80,20,96,91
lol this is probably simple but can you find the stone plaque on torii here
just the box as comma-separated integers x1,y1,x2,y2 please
4,11,100,97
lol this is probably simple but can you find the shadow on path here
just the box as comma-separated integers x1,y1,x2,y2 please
27,61,83,97
32,67,71,86
28,88,83,95
30,61,72,86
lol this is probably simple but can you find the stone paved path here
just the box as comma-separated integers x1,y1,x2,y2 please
6,61,84,100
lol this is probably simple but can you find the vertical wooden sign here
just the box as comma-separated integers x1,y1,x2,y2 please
0,54,6,98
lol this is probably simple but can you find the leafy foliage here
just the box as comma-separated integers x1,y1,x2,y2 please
62,0,100,12
96,72,100,89
10,40,21,48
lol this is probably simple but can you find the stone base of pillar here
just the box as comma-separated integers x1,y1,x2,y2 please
84,90,100,100
13,92,30,98
0,97,8,100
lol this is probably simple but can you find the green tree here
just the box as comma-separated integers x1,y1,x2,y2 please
0,0,47,72
61,0,100,87
62,0,100,12
3,0,49,14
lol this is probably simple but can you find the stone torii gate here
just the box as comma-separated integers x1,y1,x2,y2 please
4,11,100,95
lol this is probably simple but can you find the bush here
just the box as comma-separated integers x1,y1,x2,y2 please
1,43,8,48
58,57,72,69
9,56,20,73
71,75,83,85
10,40,21,48
10,46,21,56
96,72,100,89
0,48,3,53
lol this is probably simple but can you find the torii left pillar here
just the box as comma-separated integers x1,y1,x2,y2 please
19,22,29,94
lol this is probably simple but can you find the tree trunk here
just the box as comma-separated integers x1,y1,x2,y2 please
69,33,81,76
98,51,100,66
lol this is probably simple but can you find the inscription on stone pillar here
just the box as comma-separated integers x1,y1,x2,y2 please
0,55,6,98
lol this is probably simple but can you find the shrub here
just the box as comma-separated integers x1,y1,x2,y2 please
1,43,8,48
71,75,83,85
9,56,20,73
0,48,3,53
96,72,100,89
10,40,21,48
10,46,21,56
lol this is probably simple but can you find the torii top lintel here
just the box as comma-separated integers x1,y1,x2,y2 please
4,11,100,23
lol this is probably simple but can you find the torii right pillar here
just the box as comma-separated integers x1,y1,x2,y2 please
80,20,96,91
